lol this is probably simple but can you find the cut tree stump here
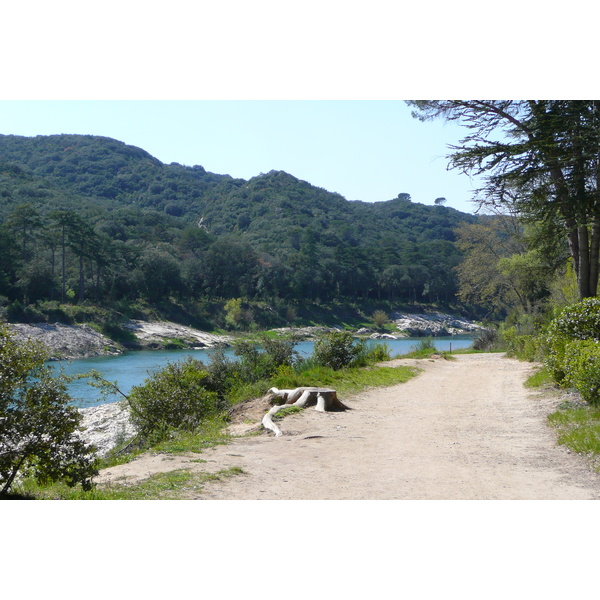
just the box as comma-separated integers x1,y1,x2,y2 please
262,387,350,437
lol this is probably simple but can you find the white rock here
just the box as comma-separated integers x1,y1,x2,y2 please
78,401,136,457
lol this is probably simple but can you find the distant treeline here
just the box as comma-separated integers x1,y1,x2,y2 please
0,134,478,317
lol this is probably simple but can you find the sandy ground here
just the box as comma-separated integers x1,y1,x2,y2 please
96,353,600,500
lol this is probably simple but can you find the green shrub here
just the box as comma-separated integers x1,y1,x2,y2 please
563,340,600,404
364,342,392,363
127,357,223,442
372,310,388,329
233,335,299,381
544,328,571,384
549,297,600,340
474,327,500,351
502,327,543,361
404,337,438,358
313,331,365,370
204,347,244,401
545,298,600,385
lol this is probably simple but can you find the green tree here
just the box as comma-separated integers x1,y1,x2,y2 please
6,203,42,261
0,324,98,495
126,357,221,442
65,213,101,302
49,210,78,303
454,216,557,317
409,100,600,300
136,246,183,302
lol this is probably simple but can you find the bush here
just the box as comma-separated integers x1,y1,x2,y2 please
127,357,222,442
474,327,501,351
372,310,388,329
545,298,600,385
0,324,98,495
233,335,298,381
548,297,600,340
313,331,365,370
544,298,600,386
364,342,392,363
563,340,600,404
502,327,543,361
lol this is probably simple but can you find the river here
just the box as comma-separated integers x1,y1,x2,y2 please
50,336,474,408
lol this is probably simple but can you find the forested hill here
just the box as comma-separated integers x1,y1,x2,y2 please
0,133,478,317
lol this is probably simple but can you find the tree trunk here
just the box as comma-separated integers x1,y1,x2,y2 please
61,226,66,303
590,220,600,296
578,225,591,299
79,255,85,302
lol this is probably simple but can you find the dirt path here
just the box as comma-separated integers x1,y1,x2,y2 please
97,353,600,499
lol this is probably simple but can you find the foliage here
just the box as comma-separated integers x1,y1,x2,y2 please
547,297,600,340
363,341,392,362
454,218,556,318
562,340,600,404
500,327,544,360
0,323,98,495
545,298,600,387
473,327,503,352
404,337,438,358
312,331,366,370
126,357,223,443
233,335,299,381
372,310,388,329
409,100,600,300
0,133,478,315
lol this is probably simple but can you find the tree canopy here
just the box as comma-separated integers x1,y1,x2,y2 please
409,100,600,300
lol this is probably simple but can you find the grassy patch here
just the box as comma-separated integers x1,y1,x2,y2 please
271,405,305,421
524,366,552,388
15,466,245,500
267,364,418,398
150,416,230,454
548,405,600,468
96,467,245,500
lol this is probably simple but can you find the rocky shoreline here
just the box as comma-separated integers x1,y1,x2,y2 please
269,312,484,340
387,312,485,338
8,320,233,361
78,401,136,457
8,311,483,362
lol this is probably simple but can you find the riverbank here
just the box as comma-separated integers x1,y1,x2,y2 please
78,401,136,457
269,311,484,340
7,310,483,360
8,320,234,360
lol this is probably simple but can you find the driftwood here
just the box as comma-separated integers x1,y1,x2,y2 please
262,386,349,437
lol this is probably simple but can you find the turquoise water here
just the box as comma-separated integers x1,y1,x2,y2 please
51,336,474,408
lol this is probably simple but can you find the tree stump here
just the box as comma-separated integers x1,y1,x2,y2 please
262,387,349,437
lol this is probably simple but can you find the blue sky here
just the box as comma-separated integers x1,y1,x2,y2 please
1,5,592,217
0,100,483,213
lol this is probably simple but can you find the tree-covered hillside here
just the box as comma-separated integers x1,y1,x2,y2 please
0,133,478,324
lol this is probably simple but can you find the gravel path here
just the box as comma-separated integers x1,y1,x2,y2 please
97,353,600,499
